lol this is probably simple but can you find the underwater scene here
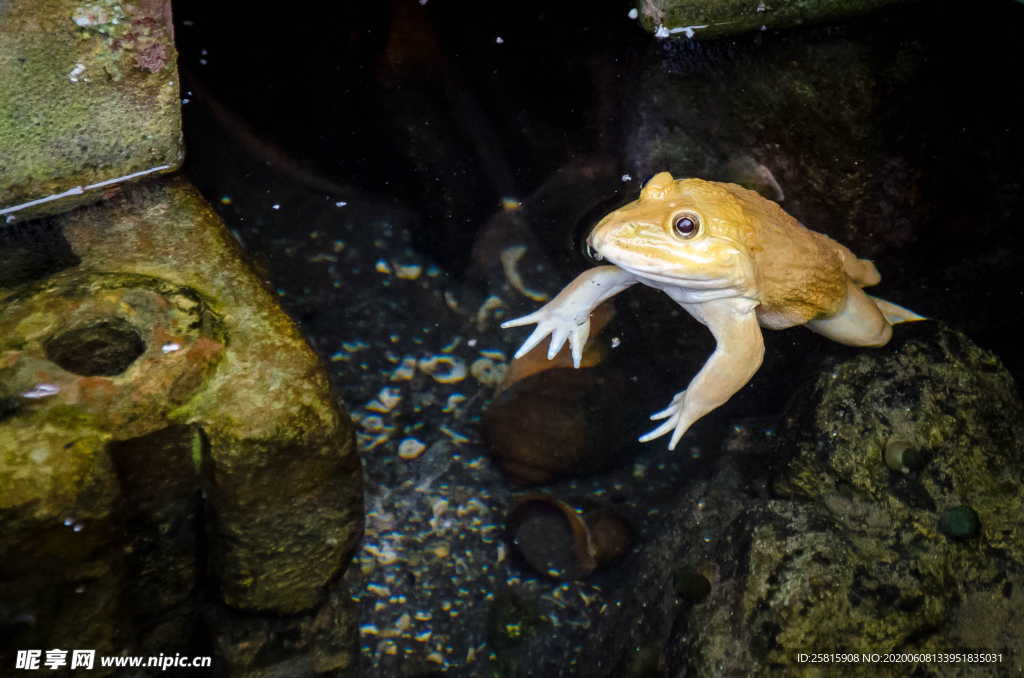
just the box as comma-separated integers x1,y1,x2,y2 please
2,0,1024,676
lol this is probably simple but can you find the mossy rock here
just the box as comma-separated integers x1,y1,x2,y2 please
0,177,363,676
0,0,182,222
636,0,913,40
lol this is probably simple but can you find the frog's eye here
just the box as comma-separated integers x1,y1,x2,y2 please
673,213,700,239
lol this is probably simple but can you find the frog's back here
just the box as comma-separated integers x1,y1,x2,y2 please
714,181,847,329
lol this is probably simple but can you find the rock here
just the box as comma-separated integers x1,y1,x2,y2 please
507,495,632,580
531,322,1024,677
0,0,182,222
624,19,931,261
483,367,634,484
665,322,1024,676
0,177,363,675
773,322,1024,565
637,0,912,40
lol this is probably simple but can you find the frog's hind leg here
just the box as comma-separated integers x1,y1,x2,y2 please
838,250,882,288
806,281,894,347
808,282,925,346
823,235,881,287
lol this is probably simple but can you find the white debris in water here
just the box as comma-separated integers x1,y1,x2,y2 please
271,203,280,210
478,349,506,361
418,355,467,384
68,63,86,83
366,387,402,413
628,8,639,19
364,542,400,565
470,358,506,386
161,342,181,353
389,357,417,381
495,36,504,44
395,263,423,280
757,1,767,11
335,200,348,207
439,425,470,444
441,394,466,413
357,432,392,451
475,295,503,330
621,173,632,182
367,583,391,598
360,415,387,432
499,245,549,302
398,438,427,460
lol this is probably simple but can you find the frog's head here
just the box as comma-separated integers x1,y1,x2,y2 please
586,172,750,287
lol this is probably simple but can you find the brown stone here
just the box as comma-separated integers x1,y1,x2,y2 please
0,176,363,675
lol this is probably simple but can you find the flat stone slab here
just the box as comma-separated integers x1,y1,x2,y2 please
0,0,182,222
638,0,912,40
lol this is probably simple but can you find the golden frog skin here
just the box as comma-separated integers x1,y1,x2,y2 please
503,171,924,450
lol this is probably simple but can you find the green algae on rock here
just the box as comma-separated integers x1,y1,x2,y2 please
637,0,913,40
0,177,363,676
755,322,1024,674
564,323,1024,678
0,0,182,222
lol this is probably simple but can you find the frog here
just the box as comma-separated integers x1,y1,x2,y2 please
502,171,924,450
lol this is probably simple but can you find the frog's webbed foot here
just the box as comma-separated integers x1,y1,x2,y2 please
502,310,591,367
639,390,690,450
501,265,636,368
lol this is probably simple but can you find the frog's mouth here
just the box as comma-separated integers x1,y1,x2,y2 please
589,245,740,295
616,263,735,289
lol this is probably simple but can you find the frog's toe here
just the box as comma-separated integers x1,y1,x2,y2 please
501,311,541,329
547,326,570,359
869,296,926,324
638,417,677,444
512,324,552,359
649,391,686,420
668,422,688,450
567,320,590,368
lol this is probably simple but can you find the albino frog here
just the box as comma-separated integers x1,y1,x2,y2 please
503,171,924,449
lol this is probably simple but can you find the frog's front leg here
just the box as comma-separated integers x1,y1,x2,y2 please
501,265,637,368
640,296,764,450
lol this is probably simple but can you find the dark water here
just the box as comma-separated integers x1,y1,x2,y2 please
169,0,1024,675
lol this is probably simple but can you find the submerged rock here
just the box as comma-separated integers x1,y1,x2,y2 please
0,177,363,675
625,12,932,261
774,322,1024,564
507,495,632,580
546,322,1024,677
483,367,634,485
637,0,912,40
0,0,182,222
